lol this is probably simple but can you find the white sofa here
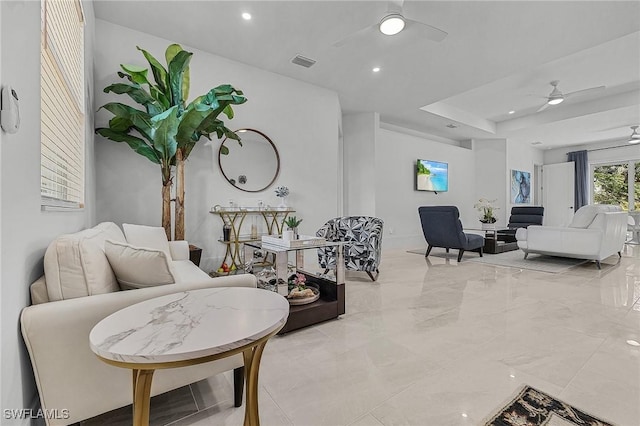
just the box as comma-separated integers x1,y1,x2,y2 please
20,222,257,425
515,205,628,269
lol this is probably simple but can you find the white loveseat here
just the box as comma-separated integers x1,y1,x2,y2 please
20,222,257,425
515,205,628,269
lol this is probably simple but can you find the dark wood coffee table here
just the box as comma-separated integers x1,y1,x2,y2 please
484,228,519,254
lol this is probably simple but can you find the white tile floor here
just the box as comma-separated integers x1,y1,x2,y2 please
85,245,640,426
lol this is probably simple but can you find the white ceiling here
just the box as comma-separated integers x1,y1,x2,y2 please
93,1,640,149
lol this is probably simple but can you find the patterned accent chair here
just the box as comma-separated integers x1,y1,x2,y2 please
316,216,384,281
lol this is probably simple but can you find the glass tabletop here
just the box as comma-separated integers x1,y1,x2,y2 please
245,239,343,253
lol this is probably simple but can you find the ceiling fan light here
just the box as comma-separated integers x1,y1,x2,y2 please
379,14,405,36
547,97,564,105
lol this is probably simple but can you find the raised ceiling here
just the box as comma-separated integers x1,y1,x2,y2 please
94,1,640,149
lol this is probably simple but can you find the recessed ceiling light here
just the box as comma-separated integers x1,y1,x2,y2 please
242,12,252,20
509,374,516,378
627,339,640,347
508,110,515,115
372,67,381,73
461,413,468,418
379,14,405,35
547,97,564,105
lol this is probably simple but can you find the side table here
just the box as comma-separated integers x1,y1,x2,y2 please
244,241,346,333
89,288,289,426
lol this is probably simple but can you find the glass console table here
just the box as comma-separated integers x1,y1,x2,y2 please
210,206,294,270
244,240,346,334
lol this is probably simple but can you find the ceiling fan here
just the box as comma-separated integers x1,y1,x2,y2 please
629,126,640,144
536,80,605,112
333,1,448,48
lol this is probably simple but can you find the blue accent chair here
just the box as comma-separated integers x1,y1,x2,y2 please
418,206,484,262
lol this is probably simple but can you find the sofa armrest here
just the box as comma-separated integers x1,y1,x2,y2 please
20,274,256,424
169,240,190,261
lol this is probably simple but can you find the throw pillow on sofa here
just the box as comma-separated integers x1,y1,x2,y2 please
104,240,175,290
122,223,172,259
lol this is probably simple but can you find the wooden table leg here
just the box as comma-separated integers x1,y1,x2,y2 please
242,341,269,426
132,369,155,426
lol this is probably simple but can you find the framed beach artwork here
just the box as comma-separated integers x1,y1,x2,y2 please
511,170,531,204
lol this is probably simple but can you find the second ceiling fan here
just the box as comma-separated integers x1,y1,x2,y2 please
536,80,605,112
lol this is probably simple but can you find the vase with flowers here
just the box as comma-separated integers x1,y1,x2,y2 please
275,185,289,208
474,198,499,230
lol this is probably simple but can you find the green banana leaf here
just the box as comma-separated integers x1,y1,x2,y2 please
108,116,133,132
100,103,153,141
150,106,179,162
165,44,190,102
103,83,163,116
120,64,150,86
96,128,160,164
137,46,168,93
167,50,192,107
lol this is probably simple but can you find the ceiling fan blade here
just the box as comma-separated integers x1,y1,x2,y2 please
333,24,377,48
536,102,550,113
405,18,448,42
597,123,638,132
564,85,606,99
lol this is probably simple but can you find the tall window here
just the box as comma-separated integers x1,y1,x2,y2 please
592,161,640,210
41,0,85,207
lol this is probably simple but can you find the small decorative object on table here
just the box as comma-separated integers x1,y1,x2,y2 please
287,273,319,305
283,216,303,239
275,185,289,208
474,198,499,230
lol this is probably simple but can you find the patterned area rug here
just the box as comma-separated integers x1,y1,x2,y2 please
483,386,615,426
407,248,591,273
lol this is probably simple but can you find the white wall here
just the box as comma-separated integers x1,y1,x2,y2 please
0,0,4,409
343,113,378,216
473,139,508,226
1,0,96,416
375,128,476,249
94,20,341,272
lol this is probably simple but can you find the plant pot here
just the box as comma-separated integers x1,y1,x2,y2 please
481,223,496,231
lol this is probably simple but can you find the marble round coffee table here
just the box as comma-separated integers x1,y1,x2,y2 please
89,287,289,426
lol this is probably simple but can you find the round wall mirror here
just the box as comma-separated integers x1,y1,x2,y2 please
218,129,280,193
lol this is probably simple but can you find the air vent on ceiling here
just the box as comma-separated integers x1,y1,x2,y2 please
446,123,458,129
291,54,316,68
531,141,543,145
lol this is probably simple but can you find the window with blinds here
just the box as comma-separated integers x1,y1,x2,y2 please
41,0,85,207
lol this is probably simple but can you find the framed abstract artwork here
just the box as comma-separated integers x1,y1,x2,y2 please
511,170,531,204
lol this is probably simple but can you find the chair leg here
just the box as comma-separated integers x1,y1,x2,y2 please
477,247,483,258
457,250,465,262
445,248,450,253
366,268,380,282
524,252,528,260
618,251,622,258
233,367,244,407
323,269,329,275
595,260,602,270
425,245,433,257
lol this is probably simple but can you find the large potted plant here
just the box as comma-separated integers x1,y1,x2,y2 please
96,44,247,240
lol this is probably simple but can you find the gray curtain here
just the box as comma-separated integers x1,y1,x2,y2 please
567,150,588,210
